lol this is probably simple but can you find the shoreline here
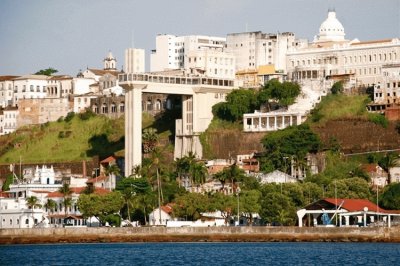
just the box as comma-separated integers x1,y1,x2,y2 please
1,226,400,244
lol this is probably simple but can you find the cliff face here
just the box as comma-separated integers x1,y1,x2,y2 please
313,119,400,154
202,130,265,158
203,119,400,160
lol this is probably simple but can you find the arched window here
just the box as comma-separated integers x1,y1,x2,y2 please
119,102,125,112
155,99,162,110
102,103,108,113
111,103,117,113
93,104,99,114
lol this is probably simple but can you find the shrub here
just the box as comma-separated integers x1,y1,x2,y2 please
78,109,96,120
64,112,75,122
368,113,388,128
331,81,344,94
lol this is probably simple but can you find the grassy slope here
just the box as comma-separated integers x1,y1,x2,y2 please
0,115,125,163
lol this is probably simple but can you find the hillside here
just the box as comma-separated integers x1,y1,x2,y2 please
0,114,125,163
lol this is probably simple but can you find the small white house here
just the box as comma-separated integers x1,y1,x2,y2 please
149,205,173,226
258,170,297,184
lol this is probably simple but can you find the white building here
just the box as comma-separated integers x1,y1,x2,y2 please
286,10,400,89
258,170,297,184
150,34,226,72
226,31,299,72
149,205,173,226
12,75,49,105
0,106,18,135
46,75,74,98
125,48,145,73
186,49,236,79
0,76,19,107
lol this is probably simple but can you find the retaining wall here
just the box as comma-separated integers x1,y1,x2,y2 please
1,226,399,244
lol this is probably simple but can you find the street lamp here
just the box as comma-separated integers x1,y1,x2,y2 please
236,188,241,226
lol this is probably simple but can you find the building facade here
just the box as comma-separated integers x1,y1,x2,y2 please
125,48,145,73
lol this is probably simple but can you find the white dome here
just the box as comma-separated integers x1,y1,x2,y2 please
317,11,345,42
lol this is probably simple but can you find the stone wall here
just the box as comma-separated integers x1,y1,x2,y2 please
1,226,399,244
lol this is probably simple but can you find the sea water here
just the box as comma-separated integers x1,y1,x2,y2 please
0,242,399,265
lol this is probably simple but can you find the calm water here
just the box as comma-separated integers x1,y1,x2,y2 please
0,242,399,265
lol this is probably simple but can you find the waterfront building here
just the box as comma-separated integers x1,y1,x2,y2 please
149,204,173,226
297,198,400,228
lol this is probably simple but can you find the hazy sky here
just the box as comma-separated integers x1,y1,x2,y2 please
1,0,399,75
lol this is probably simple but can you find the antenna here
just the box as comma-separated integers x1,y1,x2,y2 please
131,29,135,48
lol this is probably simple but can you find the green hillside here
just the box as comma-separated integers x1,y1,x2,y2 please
0,113,125,163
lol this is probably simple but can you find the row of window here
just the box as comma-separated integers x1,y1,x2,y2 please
15,85,46,93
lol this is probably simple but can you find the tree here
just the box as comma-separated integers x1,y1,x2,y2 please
44,199,57,214
35,67,58,76
190,161,208,185
209,192,236,225
260,192,297,226
77,191,124,226
258,79,301,107
58,183,72,221
105,163,120,191
260,124,320,173
379,183,400,210
212,89,258,122
26,196,42,228
331,81,344,94
142,128,158,153
325,178,371,199
379,152,400,183
239,190,261,225
172,193,211,221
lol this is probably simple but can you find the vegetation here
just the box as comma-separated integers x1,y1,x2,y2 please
260,124,321,173
35,67,58,76
212,79,301,123
331,81,344,94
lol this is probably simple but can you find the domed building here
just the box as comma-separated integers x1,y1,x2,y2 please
286,10,400,94
315,10,346,43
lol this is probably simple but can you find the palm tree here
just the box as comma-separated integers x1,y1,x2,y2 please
26,196,42,228
44,199,57,214
58,183,72,223
379,152,400,183
105,163,120,191
142,128,158,154
190,162,208,185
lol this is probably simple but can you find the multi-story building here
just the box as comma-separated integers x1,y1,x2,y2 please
150,34,226,72
12,75,49,105
286,11,400,90
125,48,145,73
185,48,235,79
0,76,19,107
0,106,18,135
226,31,299,72
368,64,400,113
46,75,74,98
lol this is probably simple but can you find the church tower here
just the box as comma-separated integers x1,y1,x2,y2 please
104,51,117,70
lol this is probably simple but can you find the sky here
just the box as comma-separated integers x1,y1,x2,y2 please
1,0,399,76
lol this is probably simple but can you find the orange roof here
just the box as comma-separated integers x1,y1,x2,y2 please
0,75,19,81
161,204,174,214
361,164,382,173
324,198,397,213
100,156,117,164
47,186,110,198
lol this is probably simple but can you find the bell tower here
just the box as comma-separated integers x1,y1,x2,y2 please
104,50,117,70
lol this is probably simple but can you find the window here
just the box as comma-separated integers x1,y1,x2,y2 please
30,85,34,92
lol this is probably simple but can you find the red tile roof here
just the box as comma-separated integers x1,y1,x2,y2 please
161,204,174,214
100,156,117,164
0,75,19,81
323,198,398,213
47,187,109,198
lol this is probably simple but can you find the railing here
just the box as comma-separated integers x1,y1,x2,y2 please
119,73,234,87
